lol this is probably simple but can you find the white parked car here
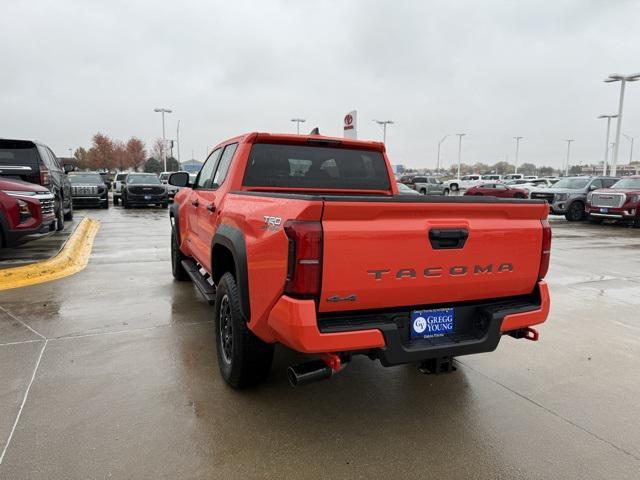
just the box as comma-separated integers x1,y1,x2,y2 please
112,172,129,206
443,175,482,192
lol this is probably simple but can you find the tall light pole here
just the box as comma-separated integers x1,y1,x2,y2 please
597,114,617,176
291,118,306,135
176,120,181,164
154,107,172,171
436,134,449,172
513,136,523,173
456,133,466,178
373,119,394,143
604,73,640,176
564,139,574,176
622,133,634,164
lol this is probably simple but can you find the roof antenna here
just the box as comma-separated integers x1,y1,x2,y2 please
309,127,320,135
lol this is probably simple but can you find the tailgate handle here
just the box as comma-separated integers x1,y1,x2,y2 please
429,228,468,249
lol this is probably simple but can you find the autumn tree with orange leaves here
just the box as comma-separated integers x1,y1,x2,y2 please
84,133,148,171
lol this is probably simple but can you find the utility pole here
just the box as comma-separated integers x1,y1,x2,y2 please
373,119,394,143
604,73,640,176
291,118,306,135
513,136,523,173
176,120,181,164
565,139,574,176
154,107,173,171
436,135,449,172
456,133,466,179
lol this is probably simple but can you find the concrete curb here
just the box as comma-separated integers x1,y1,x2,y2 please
0,218,101,291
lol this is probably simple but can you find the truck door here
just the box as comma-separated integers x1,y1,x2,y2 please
192,143,238,270
186,148,222,266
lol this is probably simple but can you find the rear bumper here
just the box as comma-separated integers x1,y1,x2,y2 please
266,281,550,365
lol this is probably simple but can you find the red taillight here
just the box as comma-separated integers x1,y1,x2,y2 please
538,220,552,280
283,220,323,299
40,166,51,186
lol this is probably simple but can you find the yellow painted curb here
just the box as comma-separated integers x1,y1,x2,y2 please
0,218,101,291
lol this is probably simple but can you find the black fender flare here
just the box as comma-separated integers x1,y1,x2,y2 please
211,225,250,321
169,201,180,241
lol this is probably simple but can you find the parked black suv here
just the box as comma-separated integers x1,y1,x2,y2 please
68,172,109,208
0,139,73,230
121,173,168,208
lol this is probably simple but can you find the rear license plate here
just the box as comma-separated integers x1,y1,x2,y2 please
144,195,151,200
410,308,455,338
600,208,608,213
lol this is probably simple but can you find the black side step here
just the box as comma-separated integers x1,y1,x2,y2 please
181,259,216,304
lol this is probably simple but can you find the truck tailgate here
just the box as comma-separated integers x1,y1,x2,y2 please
319,199,547,313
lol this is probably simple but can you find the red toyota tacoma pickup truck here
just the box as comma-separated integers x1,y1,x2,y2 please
168,132,551,388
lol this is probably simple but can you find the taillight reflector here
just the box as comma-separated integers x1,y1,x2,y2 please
283,221,323,299
539,220,552,280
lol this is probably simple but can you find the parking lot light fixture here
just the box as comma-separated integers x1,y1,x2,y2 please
604,73,640,176
456,133,466,179
154,108,173,171
290,118,306,135
436,134,449,172
513,136,524,174
622,133,634,164
597,115,617,176
373,119,394,143
565,139,574,176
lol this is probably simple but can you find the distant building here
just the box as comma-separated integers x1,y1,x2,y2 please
181,159,203,173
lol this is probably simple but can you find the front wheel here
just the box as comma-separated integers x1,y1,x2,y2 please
420,189,427,195
64,199,73,221
565,201,585,222
215,272,274,389
55,196,64,231
443,188,450,196
171,226,189,281
450,184,459,192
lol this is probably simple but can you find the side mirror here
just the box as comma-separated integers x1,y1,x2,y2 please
63,164,74,174
589,184,598,190
169,171,190,187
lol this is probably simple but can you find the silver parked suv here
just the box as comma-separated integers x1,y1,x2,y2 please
530,176,619,221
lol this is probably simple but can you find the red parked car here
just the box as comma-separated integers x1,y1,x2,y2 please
465,183,528,198
0,177,56,248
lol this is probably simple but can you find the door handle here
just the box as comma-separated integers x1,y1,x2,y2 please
429,228,469,249
191,199,199,207
206,203,216,212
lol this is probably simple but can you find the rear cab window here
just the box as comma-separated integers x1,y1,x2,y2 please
242,143,391,191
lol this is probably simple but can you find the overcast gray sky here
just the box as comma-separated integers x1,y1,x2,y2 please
2,0,639,169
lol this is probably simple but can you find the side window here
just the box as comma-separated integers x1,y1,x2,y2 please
212,143,238,186
495,184,507,190
196,148,222,189
590,179,603,190
37,146,53,168
602,179,617,188
47,148,62,170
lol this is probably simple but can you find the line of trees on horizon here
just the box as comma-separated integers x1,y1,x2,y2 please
72,133,180,174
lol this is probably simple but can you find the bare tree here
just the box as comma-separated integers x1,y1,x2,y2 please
73,147,89,169
151,138,165,168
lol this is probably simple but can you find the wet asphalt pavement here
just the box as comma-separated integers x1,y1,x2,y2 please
0,207,639,479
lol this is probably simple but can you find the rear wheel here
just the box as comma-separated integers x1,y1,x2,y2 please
171,226,189,281
55,196,64,231
215,272,274,389
443,188,450,196
420,189,427,195
565,201,585,222
63,198,73,221
451,184,459,192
